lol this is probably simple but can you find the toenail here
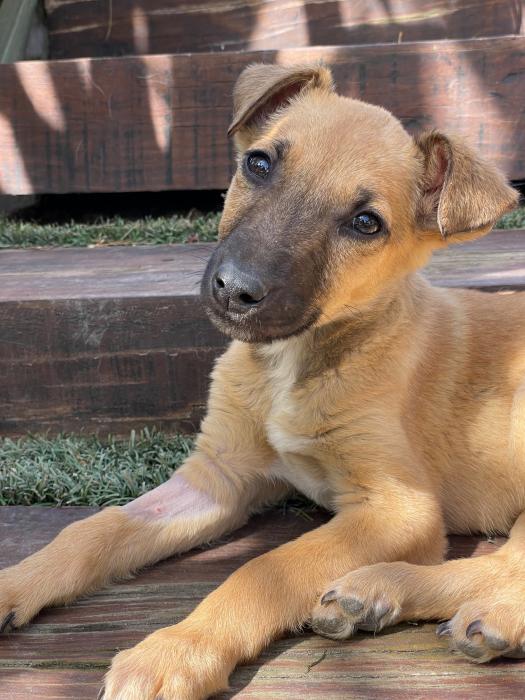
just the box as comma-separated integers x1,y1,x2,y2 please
321,590,337,605
340,597,364,615
96,688,105,700
0,611,16,633
436,621,452,637
465,620,483,638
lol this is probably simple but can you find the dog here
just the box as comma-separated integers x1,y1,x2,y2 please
0,63,523,699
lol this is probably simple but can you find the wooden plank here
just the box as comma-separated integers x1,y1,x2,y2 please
0,36,524,195
0,506,523,698
44,0,523,60
0,229,524,437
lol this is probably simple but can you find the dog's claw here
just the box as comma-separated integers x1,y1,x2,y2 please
436,621,452,637
465,619,507,651
0,611,16,633
465,619,483,638
320,590,337,605
96,686,105,700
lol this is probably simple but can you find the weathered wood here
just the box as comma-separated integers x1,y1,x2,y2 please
44,0,523,60
1,230,524,437
0,506,523,698
1,36,524,194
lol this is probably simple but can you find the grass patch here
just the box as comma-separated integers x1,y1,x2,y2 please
1,205,524,249
0,429,319,516
0,430,194,507
498,206,525,230
0,213,220,249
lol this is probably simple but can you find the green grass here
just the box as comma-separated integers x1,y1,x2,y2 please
0,205,523,249
0,430,194,507
0,429,319,517
498,206,525,230
0,213,220,249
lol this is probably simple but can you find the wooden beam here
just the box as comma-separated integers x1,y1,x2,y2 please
0,0,39,63
0,230,524,437
0,37,524,195
44,0,523,60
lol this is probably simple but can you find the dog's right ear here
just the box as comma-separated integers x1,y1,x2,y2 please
228,63,334,150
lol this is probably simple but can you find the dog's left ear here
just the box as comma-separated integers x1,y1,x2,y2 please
228,63,334,149
415,131,519,242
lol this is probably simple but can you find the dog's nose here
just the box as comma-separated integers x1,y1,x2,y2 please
213,261,268,312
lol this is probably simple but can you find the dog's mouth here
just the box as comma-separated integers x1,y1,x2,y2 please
201,256,320,343
200,239,323,343
203,296,320,343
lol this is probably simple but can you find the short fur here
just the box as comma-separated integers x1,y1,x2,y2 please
1,64,524,699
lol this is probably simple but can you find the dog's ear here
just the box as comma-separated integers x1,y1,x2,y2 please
415,131,518,242
228,63,334,148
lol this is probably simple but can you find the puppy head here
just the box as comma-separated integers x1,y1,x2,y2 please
201,63,518,343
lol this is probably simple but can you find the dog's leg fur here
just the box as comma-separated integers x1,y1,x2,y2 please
0,350,288,633
313,512,525,662
312,379,525,661
101,474,445,699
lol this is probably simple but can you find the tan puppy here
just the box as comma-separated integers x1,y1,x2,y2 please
0,63,523,699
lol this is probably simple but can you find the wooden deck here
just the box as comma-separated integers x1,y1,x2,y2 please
1,506,524,699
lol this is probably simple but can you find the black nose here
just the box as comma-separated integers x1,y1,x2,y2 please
213,261,268,312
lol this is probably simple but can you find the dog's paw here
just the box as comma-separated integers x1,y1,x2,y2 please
100,625,231,700
437,599,525,663
0,566,38,633
311,563,405,640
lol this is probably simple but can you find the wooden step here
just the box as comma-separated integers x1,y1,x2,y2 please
0,229,524,437
0,505,523,699
1,36,524,195
45,0,520,60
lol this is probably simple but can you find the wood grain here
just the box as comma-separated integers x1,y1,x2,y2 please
1,36,524,194
44,0,524,59
1,229,524,437
0,506,523,699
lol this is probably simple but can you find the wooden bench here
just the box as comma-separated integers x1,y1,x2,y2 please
1,229,525,437
0,507,523,698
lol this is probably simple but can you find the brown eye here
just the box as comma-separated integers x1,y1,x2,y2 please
352,212,382,235
245,152,272,180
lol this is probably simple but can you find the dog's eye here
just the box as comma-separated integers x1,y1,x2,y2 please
244,152,272,181
352,212,382,235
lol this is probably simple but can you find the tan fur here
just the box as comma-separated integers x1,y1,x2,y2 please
1,64,524,698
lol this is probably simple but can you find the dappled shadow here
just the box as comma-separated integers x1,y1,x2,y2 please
2,1,525,198
298,0,525,181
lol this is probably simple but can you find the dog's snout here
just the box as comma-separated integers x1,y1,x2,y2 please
213,261,268,312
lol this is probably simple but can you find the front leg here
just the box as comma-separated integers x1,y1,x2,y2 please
0,343,285,633
102,479,445,699
313,512,525,662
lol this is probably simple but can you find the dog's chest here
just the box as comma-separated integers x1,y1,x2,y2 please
260,340,335,508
